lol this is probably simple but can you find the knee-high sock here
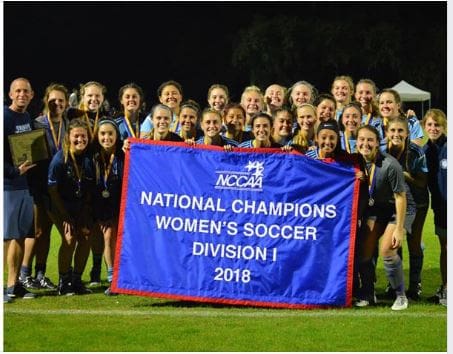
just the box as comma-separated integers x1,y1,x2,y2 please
59,269,72,283
409,253,424,287
107,267,113,283
91,253,102,273
383,254,405,296
358,259,376,299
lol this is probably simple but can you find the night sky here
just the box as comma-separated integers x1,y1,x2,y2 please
4,1,447,117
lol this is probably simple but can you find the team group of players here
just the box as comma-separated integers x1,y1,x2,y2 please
3,76,447,310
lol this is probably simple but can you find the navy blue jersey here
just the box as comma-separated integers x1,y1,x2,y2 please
28,115,69,203
4,106,33,190
92,151,124,222
48,149,95,215
403,142,429,207
424,135,447,208
34,115,68,155
387,142,427,213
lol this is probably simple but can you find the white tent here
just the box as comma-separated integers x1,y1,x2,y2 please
391,80,431,117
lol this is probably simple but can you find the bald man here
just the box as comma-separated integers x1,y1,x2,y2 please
4,78,37,301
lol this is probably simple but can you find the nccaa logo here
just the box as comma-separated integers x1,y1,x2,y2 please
215,161,264,191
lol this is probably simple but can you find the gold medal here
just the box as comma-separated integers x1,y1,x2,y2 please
100,152,115,199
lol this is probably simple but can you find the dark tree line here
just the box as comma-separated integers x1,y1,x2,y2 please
231,5,446,111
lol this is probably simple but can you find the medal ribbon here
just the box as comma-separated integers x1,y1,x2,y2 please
344,131,351,153
101,153,115,191
83,106,99,139
47,113,62,150
365,113,371,125
70,150,82,193
123,111,137,138
170,113,179,132
366,162,377,199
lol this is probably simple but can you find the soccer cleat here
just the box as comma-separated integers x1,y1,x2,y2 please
406,283,422,301
19,275,40,290
58,279,75,296
7,283,36,299
391,295,408,311
39,277,57,290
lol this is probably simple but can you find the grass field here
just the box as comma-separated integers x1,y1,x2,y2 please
3,209,447,352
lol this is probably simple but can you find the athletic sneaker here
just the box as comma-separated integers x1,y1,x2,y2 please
39,277,57,290
354,291,378,307
391,295,408,311
439,287,447,306
406,283,422,301
58,279,75,296
19,275,40,290
354,293,377,308
7,283,36,299
354,299,370,307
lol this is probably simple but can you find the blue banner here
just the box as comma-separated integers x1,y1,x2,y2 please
113,140,359,308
